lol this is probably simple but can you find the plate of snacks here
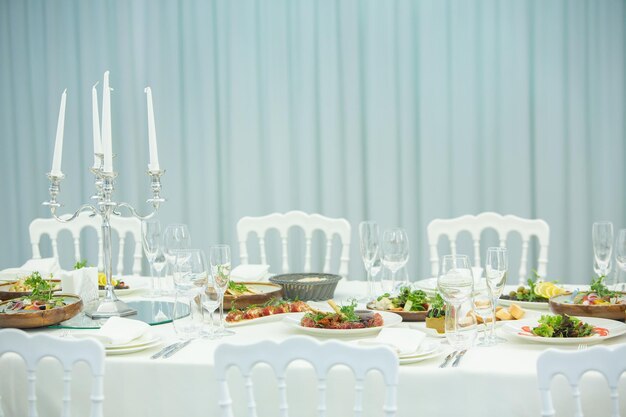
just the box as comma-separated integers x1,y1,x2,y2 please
502,313,626,345
499,275,569,310
0,272,61,301
367,286,430,321
548,276,626,320
220,281,283,310
225,299,312,327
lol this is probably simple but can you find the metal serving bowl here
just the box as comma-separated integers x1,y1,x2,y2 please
269,273,342,301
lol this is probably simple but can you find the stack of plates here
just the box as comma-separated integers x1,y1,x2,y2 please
398,341,443,364
102,333,162,356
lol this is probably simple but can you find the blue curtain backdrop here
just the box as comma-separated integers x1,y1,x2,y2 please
0,0,624,283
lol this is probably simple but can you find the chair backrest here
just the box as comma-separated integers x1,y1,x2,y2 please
426,212,549,285
537,345,626,417
236,211,351,277
214,336,398,417
29,211,143,276
0,328,105,417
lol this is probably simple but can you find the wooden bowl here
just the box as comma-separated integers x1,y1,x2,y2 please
216,282,283,310
0,294,83,328
549,293,626,320
0,280,62,301
366,302,428,322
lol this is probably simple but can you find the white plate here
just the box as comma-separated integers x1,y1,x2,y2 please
398,341,439,359
399,343,444,365
283,311,403,337
502,316,626,345
225,312,302,328
105,339,162,355
498,298,551,310
72,332,161,349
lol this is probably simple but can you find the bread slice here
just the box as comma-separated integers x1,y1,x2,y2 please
495,308,513,321
508,303,525,320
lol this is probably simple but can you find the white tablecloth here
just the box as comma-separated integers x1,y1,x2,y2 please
1,280,625,417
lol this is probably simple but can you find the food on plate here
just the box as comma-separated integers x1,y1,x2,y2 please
373,286,429,312
226,281,258,296
225,299,311,322
570,276,624,306
522,314,608,338
300,300,384,330
425,294,446,334
4,272,68,312
475,303,526,323
501,274,566,303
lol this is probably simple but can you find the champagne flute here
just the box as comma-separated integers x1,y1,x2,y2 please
141,219,162,298
484,247,508,345
172,249,208,340
616,229,626,290
152,248,167,295
473,284,493,346
359,221,379,301
381,228,410,290
164,224,192,291
592,221,613,278
437,254,476,350
210,244,234,337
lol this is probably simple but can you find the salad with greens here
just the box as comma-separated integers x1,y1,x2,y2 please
373,286,429,312
530,314,596,338
571,276,623,305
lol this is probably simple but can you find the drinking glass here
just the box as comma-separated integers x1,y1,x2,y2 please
473,283,493,346
484,247,508,345
210,244,234,337
152,249,167,295
616,229,626,290
359,221,379,301
164,224,192,290
592,221,613,277
172,249,208,340
437,254,476,350
381,228,410,289
141,219,162,298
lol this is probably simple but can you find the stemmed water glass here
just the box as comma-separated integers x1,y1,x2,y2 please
210,244,234,337
615,229,626,290
381,228,409,290
592,221,613,278
141,219,162,298
172,249,208,340
201,276,221,339
164,224,191,291
484,247,508,345
437,254,476,350
359,221,379,301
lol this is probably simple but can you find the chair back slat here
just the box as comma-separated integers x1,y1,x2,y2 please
236,211,351,277
317,378,327,417
277,376,288,417
428,212,550,284
353,379,365,417
0,329,105,417
244,375,258,417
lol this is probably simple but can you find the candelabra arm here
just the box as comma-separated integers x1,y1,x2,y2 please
115,202,157,221
49,204,99,223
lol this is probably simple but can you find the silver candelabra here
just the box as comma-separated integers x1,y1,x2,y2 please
44,154,165,318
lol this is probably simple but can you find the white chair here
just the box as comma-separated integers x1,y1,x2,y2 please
0,328,105,417
214,336,398,417
237,211,351,276
426,212,550,284
29,211,143,276
537,345,626,417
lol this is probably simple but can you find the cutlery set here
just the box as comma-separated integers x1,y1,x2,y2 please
439,349,467,368
151,340,191,359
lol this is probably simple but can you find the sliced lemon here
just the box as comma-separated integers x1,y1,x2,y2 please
534,282,550,297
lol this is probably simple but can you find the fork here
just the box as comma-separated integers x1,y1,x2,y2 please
577,344,588,351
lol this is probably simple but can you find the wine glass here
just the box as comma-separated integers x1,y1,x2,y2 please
473,283,493,346
484,247,508,345
210,244,234,337
359,221,379,301
152,248,167,295
201,278,221,339
172,249,208,340
164,224,192,289
437,254,476,350
141,219,162,298
381,228,409,290
592,221,613,278
616,229,626,290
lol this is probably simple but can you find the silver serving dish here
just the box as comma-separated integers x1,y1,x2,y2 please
269,273,342,301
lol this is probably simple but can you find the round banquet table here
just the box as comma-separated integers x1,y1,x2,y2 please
0,279,625,417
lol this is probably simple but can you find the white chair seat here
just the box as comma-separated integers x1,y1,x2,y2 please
537,345,626,417
0,328,105,417
214,335,398,417
427,211,550,285
237,211,351,276
29,211,143,275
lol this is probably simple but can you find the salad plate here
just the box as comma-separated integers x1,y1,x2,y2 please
105,339,162,355
399,342,444,364
502,316,626,345
225,312,302,328
0,294,83,329
283,310,403,337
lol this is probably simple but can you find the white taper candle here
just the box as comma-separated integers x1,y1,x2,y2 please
102,71,113,173
144,87,160,172
50,88,67,177
92,81,102,168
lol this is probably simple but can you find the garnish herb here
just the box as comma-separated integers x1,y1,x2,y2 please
590,276,617,299
427,294,445,318
24,272,55,301
228,281,249,294
73,259,88,270
532,314,595,338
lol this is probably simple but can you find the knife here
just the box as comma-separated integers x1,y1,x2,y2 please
162,339,192,358
150,342,182,360
439,351,458,368
451,349,467,367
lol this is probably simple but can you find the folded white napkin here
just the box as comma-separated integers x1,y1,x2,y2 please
59,267,99,303
76,317,150,346
231,264,270,282
360,328,426,356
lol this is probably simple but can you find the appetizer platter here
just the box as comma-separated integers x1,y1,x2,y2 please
499,276,569,310
221,281,283,310
367,286,430,321
225,299,311,327
0,275,61,301
549,276,626,320
502,313,626,345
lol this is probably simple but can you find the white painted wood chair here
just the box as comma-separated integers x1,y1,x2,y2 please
427,212,550,285
29,211,143,275
214,336,398,417
537,345,626,417
237,211,351,277
0,328,105,417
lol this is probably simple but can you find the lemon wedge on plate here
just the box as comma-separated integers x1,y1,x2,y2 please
534,282,567,298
